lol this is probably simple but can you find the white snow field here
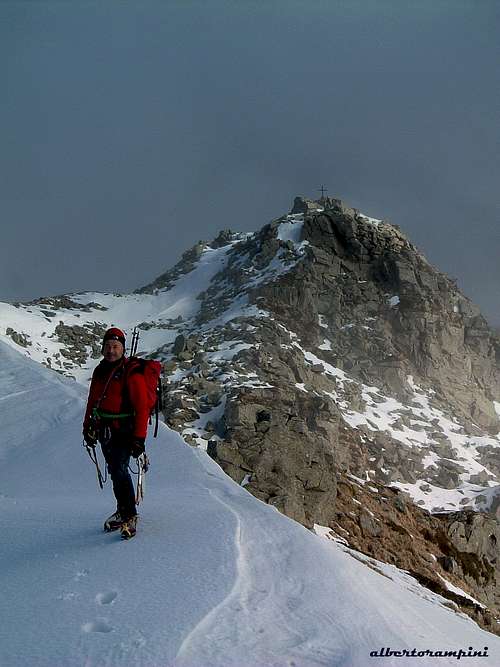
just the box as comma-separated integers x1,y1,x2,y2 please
1,339,499,667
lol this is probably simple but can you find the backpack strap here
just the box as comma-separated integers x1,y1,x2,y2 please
94,358,126,412
120,357,142,414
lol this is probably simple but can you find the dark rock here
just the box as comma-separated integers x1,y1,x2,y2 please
6,327,31,347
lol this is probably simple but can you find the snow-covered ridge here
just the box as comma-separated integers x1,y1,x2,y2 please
0,220,311,383
0,241,238,381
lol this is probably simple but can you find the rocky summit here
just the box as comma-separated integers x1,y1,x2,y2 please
1,194,499,634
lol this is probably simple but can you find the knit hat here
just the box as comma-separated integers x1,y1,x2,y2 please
102,327,126,348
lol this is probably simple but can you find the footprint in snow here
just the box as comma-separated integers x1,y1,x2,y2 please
82,619,113,634
96,591,118,605
74,569,90,581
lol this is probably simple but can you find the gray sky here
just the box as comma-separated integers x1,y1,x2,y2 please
1,1,499,325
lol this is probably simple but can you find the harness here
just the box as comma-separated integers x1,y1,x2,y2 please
92,407,134,420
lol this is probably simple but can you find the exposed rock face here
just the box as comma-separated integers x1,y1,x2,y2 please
288,200,499,432
6,327,31,348
331,477,499,633
215,383,339,526
54,322,106,365
291,196,324,214
444,511,499,606
21,295,107,312
172,196,498,513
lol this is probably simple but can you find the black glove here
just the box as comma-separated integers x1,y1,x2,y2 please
130,437,145,459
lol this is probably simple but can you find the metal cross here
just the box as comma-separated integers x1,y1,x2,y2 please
319,185,328,199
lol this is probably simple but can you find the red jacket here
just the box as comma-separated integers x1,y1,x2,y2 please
83,357,150,439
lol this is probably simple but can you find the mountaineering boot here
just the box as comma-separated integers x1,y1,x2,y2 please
120,515,138,540
104,510,123,532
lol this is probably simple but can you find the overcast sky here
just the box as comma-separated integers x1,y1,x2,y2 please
1,1,499,325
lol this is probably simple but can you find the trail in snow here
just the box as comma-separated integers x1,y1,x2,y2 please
176,448,500,667
1,340,499,667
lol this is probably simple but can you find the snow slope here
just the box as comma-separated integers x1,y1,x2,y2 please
1,341,499,667
0,234,264,383
0,237,248,382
